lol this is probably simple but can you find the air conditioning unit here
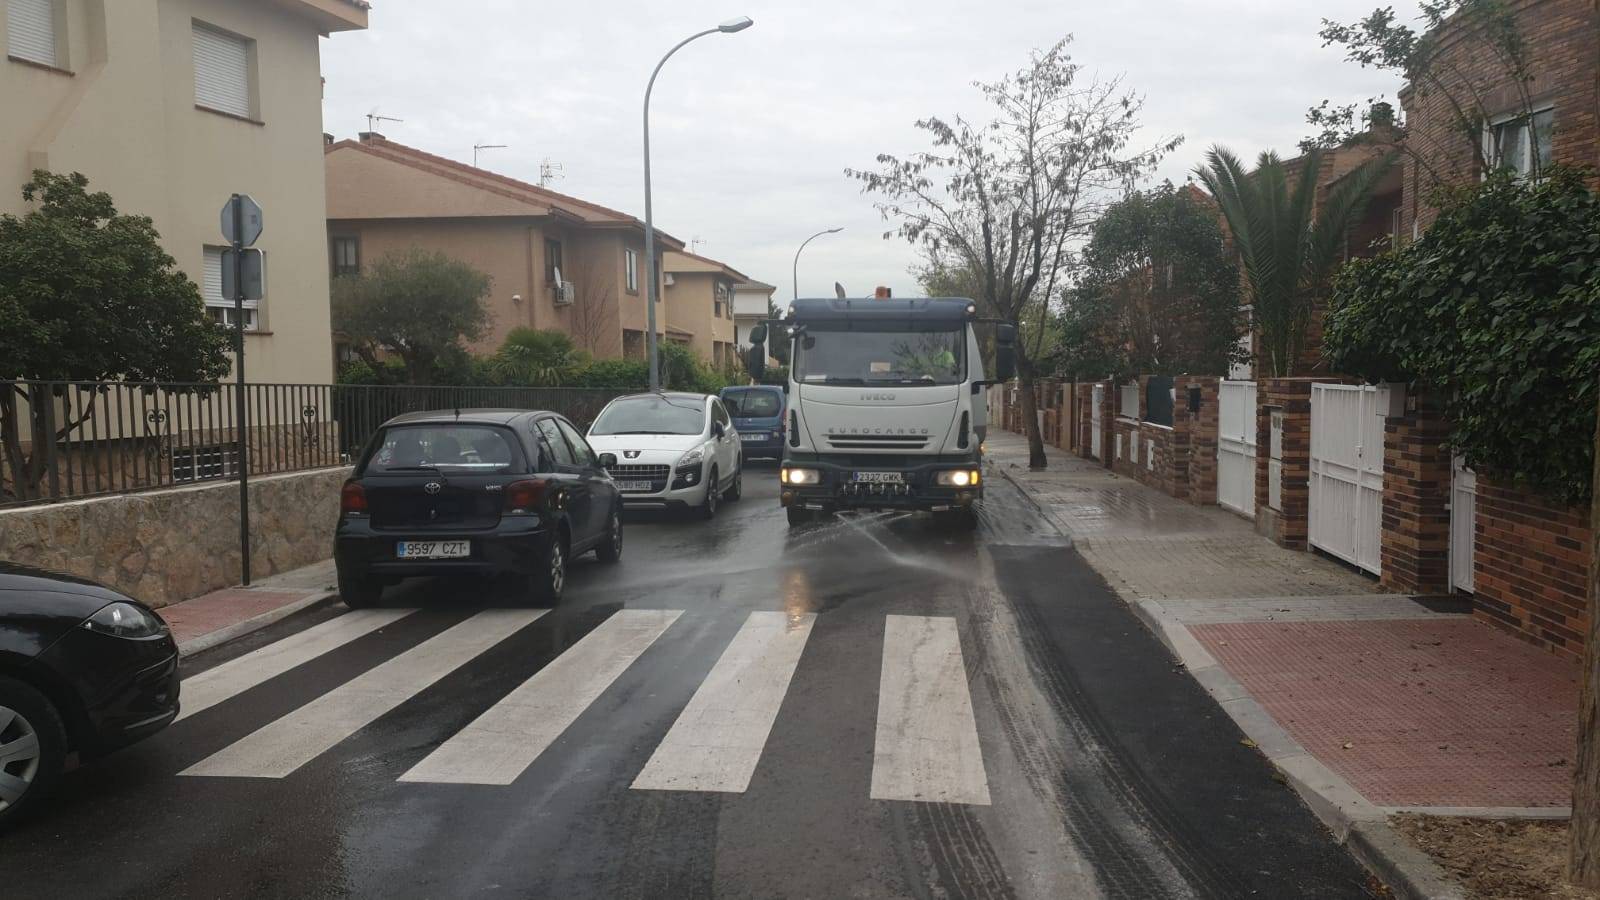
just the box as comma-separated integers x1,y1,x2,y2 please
664,273,676,286
554,281,576,305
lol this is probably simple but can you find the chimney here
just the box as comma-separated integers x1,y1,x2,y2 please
358,132,384,143
873,286,892,299
323,132,334,146
1367,101,1397,135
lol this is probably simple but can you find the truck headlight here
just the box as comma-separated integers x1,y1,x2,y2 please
936,469,980,487
781,467,820,485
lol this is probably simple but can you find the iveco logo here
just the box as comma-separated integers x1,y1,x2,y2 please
860,392,896,401
423,482,442,495
624,450,642,459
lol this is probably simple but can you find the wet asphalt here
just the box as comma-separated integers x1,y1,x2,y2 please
0,462,1381,899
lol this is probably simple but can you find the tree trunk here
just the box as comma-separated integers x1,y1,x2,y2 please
1570,380,1600,886
1015,356,1048,471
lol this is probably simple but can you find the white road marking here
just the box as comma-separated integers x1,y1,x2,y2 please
870,614,991,805
181,608,545,779
177,608,418,722
398,609,682,785
631,610,815,793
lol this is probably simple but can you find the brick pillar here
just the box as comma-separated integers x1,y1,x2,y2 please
1255,378,1317,550
1179,375,1220,506
1380,391,1452,594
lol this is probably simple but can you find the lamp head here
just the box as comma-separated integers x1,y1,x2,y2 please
718,16,754,33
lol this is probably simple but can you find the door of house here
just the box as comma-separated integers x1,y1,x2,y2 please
1090,384,1104,460
1450,457,1476,593
1309,383,1386,575
1218,380,1256,517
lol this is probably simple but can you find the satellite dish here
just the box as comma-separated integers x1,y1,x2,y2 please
834,282,847,299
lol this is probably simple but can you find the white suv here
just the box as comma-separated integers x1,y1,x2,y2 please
586,392,742,519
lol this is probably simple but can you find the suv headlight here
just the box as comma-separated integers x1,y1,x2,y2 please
81,601,168,639
935,469,981,487
675,448,704,470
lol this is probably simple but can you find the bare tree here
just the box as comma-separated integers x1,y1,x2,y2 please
567,260,617,358
847,36,1177,469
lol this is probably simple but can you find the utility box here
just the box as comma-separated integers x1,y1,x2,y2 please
1268,408,1284,511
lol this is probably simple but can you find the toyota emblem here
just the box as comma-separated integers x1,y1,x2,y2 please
424,482,442,495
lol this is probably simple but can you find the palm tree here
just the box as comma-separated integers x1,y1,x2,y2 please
1195,146,1395,377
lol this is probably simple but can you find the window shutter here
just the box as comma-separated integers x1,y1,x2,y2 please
192,23,250,118
7,0,57,67
203,247,224,302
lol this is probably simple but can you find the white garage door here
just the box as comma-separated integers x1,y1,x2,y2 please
1309,383,1386,575
1218,380,1256,516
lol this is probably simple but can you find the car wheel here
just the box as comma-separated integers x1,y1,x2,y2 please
0,676,67,830
595,507,623,564
338,571,383,609
699,467,719,520
529,533,567,604
724,464,743,502
786,504,810,527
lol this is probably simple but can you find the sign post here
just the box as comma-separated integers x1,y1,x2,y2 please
221,194,263,586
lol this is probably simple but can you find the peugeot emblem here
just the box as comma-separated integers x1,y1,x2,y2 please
624,450,642,459
424,482,442,495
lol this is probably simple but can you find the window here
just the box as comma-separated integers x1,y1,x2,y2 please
331,236,360,277
193,21,253,119
1485,107,1554,179
203,246,258,331
715,283,731,318
535,419,575,466
555,419,596,467
7,0,61,68
545,238,563,284
367,425,523,473
795,327,964,386
625,248,638,294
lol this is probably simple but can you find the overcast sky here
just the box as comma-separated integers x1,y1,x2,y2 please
320,0,1419,300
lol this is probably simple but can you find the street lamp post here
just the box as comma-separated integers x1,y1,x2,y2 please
793,227,843,301
643,16,753,392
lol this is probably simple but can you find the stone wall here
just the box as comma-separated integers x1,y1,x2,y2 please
1255,378,1317,550
1474,477,1593,658
1380,393,1453,594
0,466,349,608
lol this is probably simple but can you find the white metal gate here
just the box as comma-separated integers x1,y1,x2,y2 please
1309,383,1386,575
1090,384,1104,460
1218,380,1256,516
1450,458,1476,592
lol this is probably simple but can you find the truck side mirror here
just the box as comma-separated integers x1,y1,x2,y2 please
994,323,1018,382
744,343,766,382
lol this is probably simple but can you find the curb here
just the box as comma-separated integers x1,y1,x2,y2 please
992,464,1074,537
177,591,338,659
1129,596,1466,900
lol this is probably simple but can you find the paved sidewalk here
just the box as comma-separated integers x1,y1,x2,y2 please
987,428,1580,895
158,558,337,655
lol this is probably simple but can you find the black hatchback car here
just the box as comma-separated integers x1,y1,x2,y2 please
335,409,623,607
0,564,180,828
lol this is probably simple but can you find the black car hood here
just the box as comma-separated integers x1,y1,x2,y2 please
0,564,133,662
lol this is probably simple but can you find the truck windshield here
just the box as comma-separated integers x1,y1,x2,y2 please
795,328,965,386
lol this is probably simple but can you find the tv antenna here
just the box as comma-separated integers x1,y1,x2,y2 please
473,143,508,168
690,236,706,254
538,158,564,188
365,111,403,134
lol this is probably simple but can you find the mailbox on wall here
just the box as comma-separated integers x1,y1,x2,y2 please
1187,385,1202,413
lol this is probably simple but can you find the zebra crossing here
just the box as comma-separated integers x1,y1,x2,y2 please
177,606,993,805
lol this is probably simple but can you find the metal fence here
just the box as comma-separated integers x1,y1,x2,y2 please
0,380,625,509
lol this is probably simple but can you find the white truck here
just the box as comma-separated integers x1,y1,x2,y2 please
745,297,1016,527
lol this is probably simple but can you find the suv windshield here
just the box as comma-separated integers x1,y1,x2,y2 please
795,327,965,386
590,395,706,436
366,424,521,473
722,389,781,417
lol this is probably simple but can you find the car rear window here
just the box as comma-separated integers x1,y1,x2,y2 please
722,389,780,417
365,424,523,474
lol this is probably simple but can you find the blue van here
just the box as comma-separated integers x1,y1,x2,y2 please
719,385,786,460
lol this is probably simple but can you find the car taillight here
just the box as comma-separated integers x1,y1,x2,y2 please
340,481,367,515
504,479,549,514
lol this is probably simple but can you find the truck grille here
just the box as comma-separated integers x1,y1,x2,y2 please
827,434,930,451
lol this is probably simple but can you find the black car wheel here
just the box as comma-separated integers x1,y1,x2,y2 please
0,676,67,829
699,466,719,520
595,507,623,564
724,464,743,502
338,571,383,610
529,533,567,604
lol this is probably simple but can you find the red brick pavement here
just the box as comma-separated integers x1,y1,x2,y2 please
159,589,311,646
1191,618,1579,808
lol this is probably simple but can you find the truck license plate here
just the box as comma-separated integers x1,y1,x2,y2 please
852,471,904,484
396,541,469,560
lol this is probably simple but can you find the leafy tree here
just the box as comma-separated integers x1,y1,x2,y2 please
332,249,491,385
847,36,1177,469
0,171,230,501
491,328,585,386
1059,183,1241,379
1195,146,1395,377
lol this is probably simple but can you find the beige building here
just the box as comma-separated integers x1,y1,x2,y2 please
662,250,749,369
325,134,686,360
2,0,368,384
